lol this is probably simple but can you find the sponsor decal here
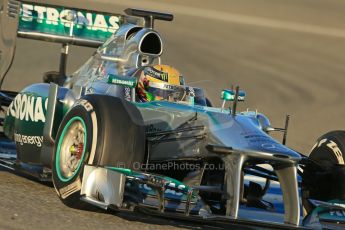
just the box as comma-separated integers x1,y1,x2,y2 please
261,143,277,149
144,67,169,82
149,82,183,92
311,138,327,152
163,84,180,91
20,4,121,33
311,138,344,164
329,210,345,217
7,94,48,123
59,179,82,199
165,183,186,196
186,86,195,97
139,182,186,197
18,3,126,43
124,87,131,102
146,124,162,133
14,132,43,147
107,74,137,88
245,134,273,144
76,99,94,112
326,140,344,164
160,72,168,81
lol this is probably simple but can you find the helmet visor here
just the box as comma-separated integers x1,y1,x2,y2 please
147,82,186,102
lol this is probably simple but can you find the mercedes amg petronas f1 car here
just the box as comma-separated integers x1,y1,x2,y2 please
1,1,345,229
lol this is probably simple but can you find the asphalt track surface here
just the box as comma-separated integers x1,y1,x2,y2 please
1,0,345,229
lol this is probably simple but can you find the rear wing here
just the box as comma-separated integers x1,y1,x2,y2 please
3,0,143,46
0,0,143,87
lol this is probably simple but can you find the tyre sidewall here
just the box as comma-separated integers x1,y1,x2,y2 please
310,131,345,167
304,131,345,202
52,96,145,206
52,101,95,205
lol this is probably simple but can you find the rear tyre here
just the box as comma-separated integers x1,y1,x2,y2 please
52,95,145,208
302,131,345,205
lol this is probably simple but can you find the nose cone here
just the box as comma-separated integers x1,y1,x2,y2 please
208,113,301,162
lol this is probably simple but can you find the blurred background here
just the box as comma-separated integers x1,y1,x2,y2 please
4,0,345,153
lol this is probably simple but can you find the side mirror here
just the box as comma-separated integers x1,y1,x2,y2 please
220,88,246,114
256,113,272,132
221,89,246,102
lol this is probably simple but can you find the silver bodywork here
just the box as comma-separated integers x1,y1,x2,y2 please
59,21,302,225
0,2,313,227
81,165,126,209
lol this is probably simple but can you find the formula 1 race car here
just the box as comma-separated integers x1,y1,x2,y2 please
1,1,345,229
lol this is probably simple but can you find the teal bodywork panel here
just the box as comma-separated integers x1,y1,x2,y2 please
19,1,124,43
3,83,69,163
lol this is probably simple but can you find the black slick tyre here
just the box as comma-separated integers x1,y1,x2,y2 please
303,130,345,204
52,95,145,208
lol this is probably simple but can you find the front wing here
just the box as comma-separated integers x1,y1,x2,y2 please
78,164,345,229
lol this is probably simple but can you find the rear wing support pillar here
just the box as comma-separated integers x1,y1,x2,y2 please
58,44,68,86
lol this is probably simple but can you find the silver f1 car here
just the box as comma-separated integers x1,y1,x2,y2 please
1,1,345,229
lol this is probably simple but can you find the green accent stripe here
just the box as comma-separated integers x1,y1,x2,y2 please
106,167,133,176
56,116,87,182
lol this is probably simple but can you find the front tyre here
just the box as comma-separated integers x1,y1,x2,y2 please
302,131,345,206
52,96,145,208
52,100,95,207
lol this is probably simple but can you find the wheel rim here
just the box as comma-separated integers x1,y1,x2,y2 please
56,116,87,182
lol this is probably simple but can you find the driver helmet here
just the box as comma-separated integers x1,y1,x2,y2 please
136,64,186,102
